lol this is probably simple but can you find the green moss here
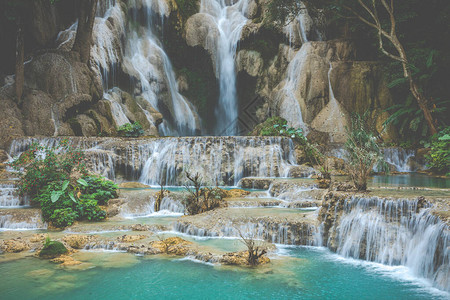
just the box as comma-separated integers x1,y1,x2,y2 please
39,241,68,258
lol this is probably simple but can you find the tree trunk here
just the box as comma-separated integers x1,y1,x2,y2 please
72,0,98,64
15,17,24,104
393,36,438,136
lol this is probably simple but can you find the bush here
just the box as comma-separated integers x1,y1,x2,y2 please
80,176,118,205
345,112,387,191
9,140,87,198
39,238,68,258
426,127,450,174
117,122,144,137
11,141,118,228
50,208,79,228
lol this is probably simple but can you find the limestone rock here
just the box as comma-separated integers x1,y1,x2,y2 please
118,182,150,188
0,239,30,253
51,255,82,266
220,251,270,266
224,189,251,198
25,52,102,102
117,235,147,243
288,164,318,178
185,13,219,69
237,50,263,77
63,235,92,249
0,150,9,163
0,89,24,150
22,90,55,136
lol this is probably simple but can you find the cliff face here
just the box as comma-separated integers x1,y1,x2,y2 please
0,0,396,148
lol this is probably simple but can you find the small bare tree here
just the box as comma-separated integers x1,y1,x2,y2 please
183,171,223,215
154,181,168,212
237,228,267,266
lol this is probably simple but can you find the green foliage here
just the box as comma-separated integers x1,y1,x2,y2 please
79,176,118,205
9,140,87,198
250,117,288,136
50,208,79,228
425,127,450,174
117,122,144,137
345,112,387,191
11,141,118,228
39,239,68,258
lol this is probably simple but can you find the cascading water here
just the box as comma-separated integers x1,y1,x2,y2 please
276,45,308,131
200,0,250,135
382,147,416,172
8,136,299,186
123,0,199,136
321,196,450,292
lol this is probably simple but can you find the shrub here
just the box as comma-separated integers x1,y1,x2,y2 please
249,117,288,136
183,171,224,215
80,176,118,204
117,122,144,137
345,112,387,191
9,140,87,198
11,141,118,228
39,238,68,258
50,208,79,228
425,127,450,174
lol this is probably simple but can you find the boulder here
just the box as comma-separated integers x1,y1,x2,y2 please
185,13,219,70
22,90,55,136
0,88,24,150
24,52,102,102
39,241,68,258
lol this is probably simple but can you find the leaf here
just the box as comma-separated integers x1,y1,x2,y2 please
62,180,69,191
51,191,62,203
426,50,437,68
69,192,77,203
387,77,407,88
77,178,89,187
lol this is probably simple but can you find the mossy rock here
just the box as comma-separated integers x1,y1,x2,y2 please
39,241,68,258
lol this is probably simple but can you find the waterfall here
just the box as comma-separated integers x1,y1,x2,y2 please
174,220,316,245
322,196,450,292
120,195,184,218
200,0,250,135
91,0,126,90
9,136,298,186
0,185,27,208
276,45,308,131
382,147,416,172
122,0,199,136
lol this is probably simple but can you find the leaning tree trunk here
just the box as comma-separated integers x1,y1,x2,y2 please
15,17,24,104
72,0,98,64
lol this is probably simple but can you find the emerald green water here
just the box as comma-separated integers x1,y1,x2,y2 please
370,173,449,188
1,246,447,300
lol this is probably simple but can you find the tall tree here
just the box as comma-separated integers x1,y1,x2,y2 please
72,0,98,64
342,0,438,135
